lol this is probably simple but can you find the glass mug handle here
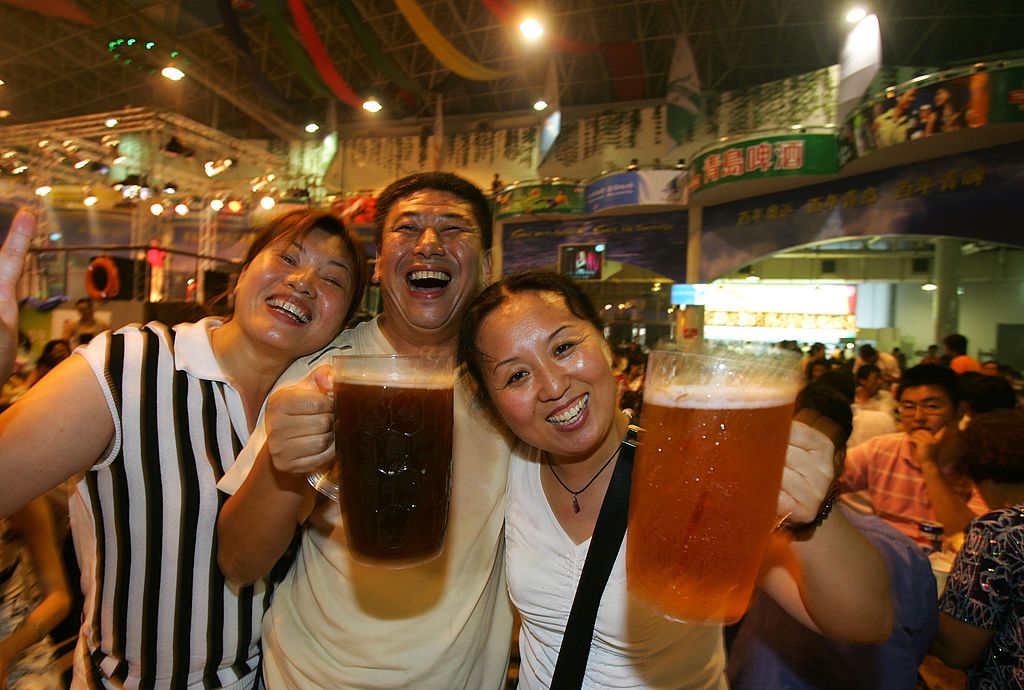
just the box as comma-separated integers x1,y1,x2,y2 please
307,468,339,501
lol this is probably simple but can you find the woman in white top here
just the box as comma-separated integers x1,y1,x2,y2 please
458,271,893,689
0,209,367,689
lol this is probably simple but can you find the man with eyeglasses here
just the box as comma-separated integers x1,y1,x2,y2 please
838,364,988,540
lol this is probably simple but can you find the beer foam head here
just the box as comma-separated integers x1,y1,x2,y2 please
644,384,795,409
335,355,454,388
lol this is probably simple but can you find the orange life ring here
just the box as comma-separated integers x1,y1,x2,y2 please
86,256,120,300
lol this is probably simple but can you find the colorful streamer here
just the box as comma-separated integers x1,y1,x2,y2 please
394,0,515,81
336,0,432,101
217,0,293,112
288,0,363,107
0,0,95,25
479,0,600,54
255,0,332,99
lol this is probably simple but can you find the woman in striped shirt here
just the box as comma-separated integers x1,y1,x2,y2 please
0,209,367,689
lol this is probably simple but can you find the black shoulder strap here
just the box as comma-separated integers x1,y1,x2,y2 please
550,426,639,690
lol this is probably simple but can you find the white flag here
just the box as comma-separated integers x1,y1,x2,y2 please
539,58,562,163
666,34,702,148
431,93,445,171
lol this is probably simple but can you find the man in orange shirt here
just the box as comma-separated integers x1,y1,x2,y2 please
943,333,982,374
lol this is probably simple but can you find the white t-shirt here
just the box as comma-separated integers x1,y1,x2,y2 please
507,442,727,690
849,407,898,448
219,318,515,689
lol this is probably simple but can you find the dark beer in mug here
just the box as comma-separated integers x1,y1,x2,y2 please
333,356,454,567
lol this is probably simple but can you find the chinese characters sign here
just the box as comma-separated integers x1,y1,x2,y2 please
689,134,839,194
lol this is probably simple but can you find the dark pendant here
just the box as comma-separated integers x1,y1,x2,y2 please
572,496,581,513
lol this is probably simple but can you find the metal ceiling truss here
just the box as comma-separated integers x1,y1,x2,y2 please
0,0,1021,141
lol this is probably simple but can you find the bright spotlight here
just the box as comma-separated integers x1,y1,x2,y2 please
227,199,243,213
519,18,544,41
83,195,98,207
362,99,382,113
845,7,867,23
259,196,276,210
921,283,938,291
305,122,320,134
209,198,224,211
105,118,118,128
161,66,185,81
174,203,189,216
34,185,51,197
150,202,164,216
533,99,548,111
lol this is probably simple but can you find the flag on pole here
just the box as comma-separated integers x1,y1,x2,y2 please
539,58,562,163
665,33,702,149
431,93,445,171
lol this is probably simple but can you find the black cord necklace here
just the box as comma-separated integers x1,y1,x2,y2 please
546,445,622,514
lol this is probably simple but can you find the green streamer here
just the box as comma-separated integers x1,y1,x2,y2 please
256,0,332,99
337,0,432,100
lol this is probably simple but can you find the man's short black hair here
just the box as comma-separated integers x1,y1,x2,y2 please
958,372,1018,414
373,172,493,251
897,364,961,406
943,333,968,356
855,363,881,383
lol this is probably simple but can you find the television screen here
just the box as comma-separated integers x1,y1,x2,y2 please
558,243,604,280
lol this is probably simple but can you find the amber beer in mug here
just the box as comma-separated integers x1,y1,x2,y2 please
627,348,800,623
311,354,454,567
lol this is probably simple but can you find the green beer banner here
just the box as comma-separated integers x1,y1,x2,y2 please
688,133,839,194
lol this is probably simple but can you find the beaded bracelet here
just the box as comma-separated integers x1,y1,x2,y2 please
783,483,841,538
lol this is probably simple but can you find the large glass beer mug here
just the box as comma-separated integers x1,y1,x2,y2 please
627,347,800,623
308,354,455,567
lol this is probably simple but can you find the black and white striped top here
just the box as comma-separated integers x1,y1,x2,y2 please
69,320,267,690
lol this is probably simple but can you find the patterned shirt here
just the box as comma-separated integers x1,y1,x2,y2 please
71,320,266,689
939,505,1024,689
840,433,988,539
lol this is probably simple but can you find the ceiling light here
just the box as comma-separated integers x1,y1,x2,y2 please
161,66,185,81
35,185,51,197
83,194,98,207
227,199,243,213
533,99,548,111
259,195,276,210
362,99,382,113
209,198,224,211
204,158,233,177
11,165,27,174
112,155,127,165
0,110,9,119
921,283,938,291
250,173,275,193
163,181,178,194
845,7,868,23
519,18,544,41
105,118,118,128
49,232,62,241
74,159,90,169
0,79,4,86
150,202,164,216
305,122,320,133
174,203,189,216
